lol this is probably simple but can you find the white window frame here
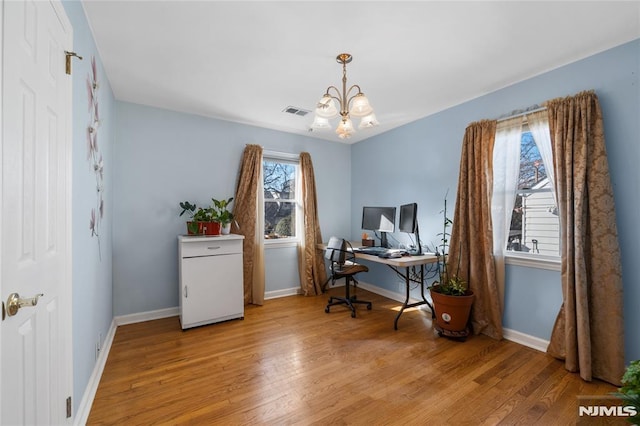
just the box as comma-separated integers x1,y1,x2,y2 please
503,126,561,271
505,251,561,271
263,151,301,249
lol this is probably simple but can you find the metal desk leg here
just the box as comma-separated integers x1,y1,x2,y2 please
394,267,411,330
394,265,434,330
420,264,434,318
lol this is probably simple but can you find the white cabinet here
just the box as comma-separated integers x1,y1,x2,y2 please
178,234,244,329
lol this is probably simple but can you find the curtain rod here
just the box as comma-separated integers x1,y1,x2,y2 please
496,104,546,122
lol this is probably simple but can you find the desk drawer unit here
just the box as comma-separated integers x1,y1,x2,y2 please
178,234,245,329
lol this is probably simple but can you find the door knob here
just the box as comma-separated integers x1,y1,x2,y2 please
5,293,44,317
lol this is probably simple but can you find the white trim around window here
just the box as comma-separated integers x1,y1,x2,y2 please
264,239,299,249
505,251,561,271
263,150,299,162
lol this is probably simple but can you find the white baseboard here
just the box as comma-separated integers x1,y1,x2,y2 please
74,319,117,426
265,287,301,300
114,307,179,326
502,327,549,352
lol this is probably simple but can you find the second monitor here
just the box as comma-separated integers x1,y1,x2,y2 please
399,202,422,255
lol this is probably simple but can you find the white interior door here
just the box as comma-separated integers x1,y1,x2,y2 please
1,0,73,424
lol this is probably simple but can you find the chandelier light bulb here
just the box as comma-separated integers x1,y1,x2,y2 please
358,112,379,129
315,94,339,119
336,117,354,139
311,115,331,129
349,93,373,117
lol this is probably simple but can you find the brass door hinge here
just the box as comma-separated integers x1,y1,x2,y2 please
66,396,72,418
64,51,83,75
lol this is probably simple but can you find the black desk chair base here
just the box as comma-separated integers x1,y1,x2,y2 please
324,277,372,318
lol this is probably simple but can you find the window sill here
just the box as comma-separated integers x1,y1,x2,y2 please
264,239,299,249
505,252,561,271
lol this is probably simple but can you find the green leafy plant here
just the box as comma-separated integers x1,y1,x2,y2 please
179,201,197,218
615,360,640,423
211,197,234,226
180,201,200,234
430,192,468,296
434,275,468,296
192,207,214,222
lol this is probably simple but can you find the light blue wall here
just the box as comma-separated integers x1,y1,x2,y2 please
265,246,300,294
351,39,640,363
61,0,115,413
503,265,562,336
112,102,351,316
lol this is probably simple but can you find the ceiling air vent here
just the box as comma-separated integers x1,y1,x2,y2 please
283,106,310,117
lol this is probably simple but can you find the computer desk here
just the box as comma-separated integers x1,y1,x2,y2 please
320,242,439,329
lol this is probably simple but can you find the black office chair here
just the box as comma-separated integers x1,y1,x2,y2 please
324,237,372,318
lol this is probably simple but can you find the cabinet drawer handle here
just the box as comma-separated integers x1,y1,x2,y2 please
184,286,188,298
207,246,221,250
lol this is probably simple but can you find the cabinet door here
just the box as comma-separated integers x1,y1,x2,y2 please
181,253,243,327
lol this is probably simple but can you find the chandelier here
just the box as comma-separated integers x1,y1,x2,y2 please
311,53,379,139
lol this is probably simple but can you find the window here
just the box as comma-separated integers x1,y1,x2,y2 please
263,156,299,241
507,126,560,259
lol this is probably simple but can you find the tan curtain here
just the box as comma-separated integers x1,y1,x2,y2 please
297,152,327,295
232,144,265,305
448,120,503,340
545,91,624,385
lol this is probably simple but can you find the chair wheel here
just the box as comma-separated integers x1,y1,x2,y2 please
325,307,330,313
367,304,372,310
351,311,356,318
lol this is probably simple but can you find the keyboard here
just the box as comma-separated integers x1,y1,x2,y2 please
356,246,389,255
356,247,407,257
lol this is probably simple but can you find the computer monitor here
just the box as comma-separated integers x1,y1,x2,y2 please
399,203,422,255
361,206,396,248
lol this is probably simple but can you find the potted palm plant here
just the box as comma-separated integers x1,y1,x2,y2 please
429,194,474,339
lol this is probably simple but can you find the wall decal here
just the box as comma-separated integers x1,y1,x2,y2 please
87,56,104,259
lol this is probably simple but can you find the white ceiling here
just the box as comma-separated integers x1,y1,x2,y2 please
82,1,640,144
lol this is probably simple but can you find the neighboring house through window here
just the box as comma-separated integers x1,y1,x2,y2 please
263,153,300,242
507,128,560,257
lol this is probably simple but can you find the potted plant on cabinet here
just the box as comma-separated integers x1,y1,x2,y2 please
212,197,234,235
179,201,200,235
179,201,221,236
429,194,474,339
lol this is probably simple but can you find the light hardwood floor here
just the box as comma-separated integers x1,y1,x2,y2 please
88,288,618,425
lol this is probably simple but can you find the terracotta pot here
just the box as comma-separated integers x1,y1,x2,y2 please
186,221,221,235
430,286,474,332
202,221,221,236
186,221,200,235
